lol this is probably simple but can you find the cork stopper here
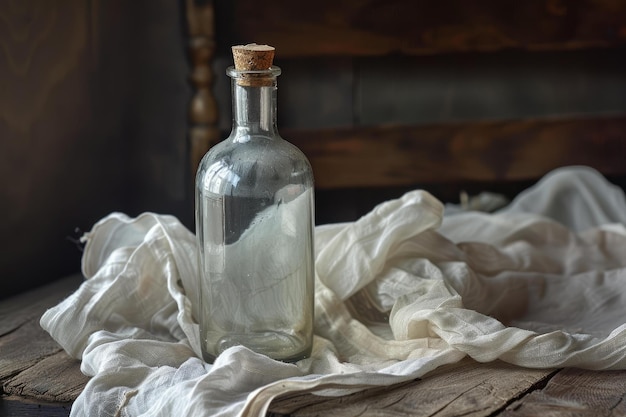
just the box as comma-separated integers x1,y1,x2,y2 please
231,43,276,86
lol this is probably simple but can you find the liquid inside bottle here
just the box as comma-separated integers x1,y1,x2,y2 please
195,54,314,363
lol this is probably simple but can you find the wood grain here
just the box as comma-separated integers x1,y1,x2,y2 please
0,275,83,407
3,351,88,404
0,395,72,417
284,115,626,189
3,277,626,416
0,275,82,337
234,0,626,57
503,367,626,416
268,359,557,416
0,319,62,381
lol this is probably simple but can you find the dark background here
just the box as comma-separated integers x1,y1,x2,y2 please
2,0,625,298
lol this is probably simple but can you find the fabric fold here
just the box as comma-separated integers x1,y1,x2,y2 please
41,166,626,416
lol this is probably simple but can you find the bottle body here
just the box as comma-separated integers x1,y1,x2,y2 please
195,66,314,363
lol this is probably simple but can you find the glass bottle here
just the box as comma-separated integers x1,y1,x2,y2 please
195,44,314,363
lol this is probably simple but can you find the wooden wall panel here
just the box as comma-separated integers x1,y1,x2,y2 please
286,115,626,189
357,49,626,126
211,1,626,223
233,0,626,57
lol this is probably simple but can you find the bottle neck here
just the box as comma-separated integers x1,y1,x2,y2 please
231,80,278,139
228,66,281,141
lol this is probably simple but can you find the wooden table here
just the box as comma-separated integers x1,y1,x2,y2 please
2,276,626,416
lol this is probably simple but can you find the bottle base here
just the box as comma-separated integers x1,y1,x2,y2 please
202,331,312,364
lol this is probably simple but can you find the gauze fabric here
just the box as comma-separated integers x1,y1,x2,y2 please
41,166,626,416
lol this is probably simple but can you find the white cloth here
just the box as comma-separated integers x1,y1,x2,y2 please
41,166,626,416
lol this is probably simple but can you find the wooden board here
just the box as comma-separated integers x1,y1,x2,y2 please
0,395,72,417
268,359,558,416
3,275,626,417
285,114,626,189
0,274,84,414
0,319,63,381
0,275,81,336
3,351,88,404
233,0,626,57
267,363,626,416
503,367,626,416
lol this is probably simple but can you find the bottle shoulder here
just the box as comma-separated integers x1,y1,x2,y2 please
196,135,314,197
199,135,311,170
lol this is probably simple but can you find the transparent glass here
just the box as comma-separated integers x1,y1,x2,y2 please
195,66,315,363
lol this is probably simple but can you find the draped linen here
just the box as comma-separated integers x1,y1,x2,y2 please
41,166,626,416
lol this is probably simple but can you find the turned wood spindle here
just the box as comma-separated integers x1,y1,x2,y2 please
186,0,219,178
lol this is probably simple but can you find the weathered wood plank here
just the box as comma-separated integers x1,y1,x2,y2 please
268,359,557,416
3,351,87,404
0,274,82,337
0,320,62,383
503,368,626,416
0,275,86,407
0,395,71,417
234,0,626,57
356,50,626,127
285,114,626,189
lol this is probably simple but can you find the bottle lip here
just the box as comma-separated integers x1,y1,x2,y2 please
226,65,281,79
